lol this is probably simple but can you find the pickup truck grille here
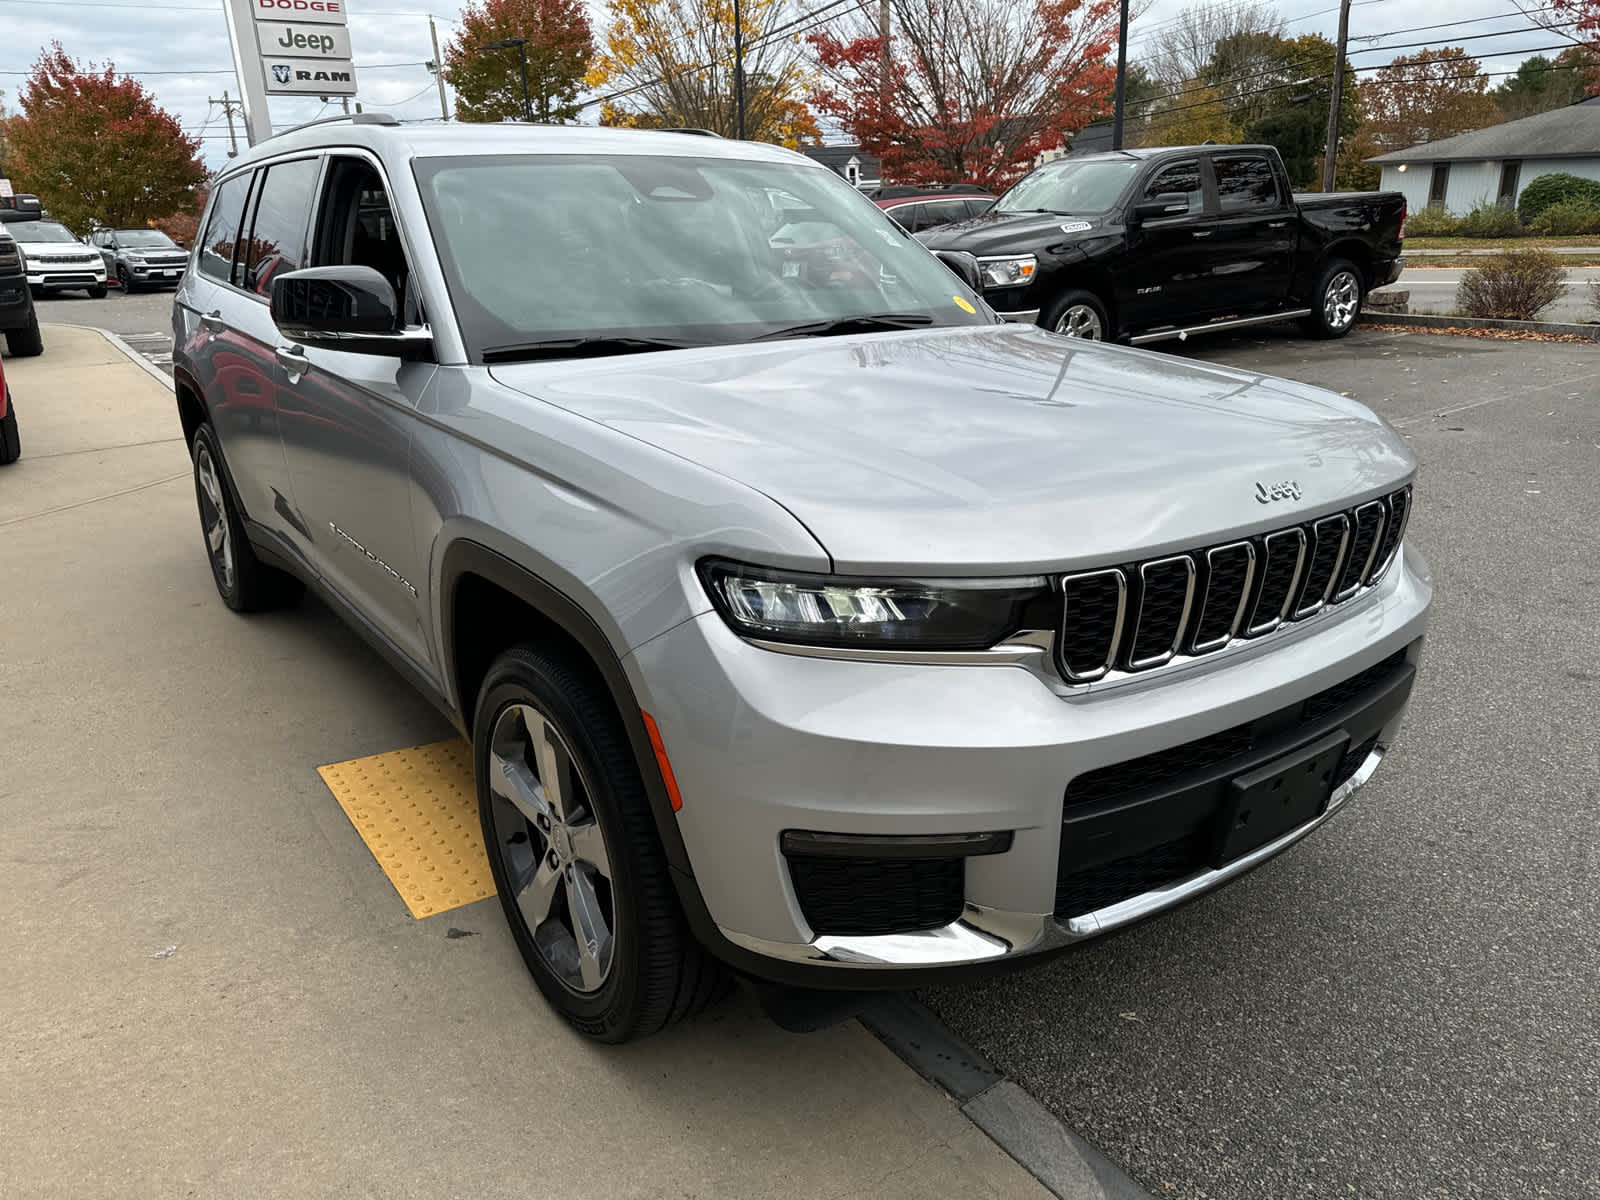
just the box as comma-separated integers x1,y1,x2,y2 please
1057,485,1411,683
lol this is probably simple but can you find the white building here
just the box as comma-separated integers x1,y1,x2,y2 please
1368,97,1600,212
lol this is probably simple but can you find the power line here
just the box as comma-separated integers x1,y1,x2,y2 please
0,61,431,76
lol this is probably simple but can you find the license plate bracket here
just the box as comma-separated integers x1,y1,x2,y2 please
1212,730,1349,866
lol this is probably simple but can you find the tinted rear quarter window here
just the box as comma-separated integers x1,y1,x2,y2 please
199,173,254,286
1214,156,1279,214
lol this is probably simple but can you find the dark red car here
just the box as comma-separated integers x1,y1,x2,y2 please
873,186,995,234
0,351,19,464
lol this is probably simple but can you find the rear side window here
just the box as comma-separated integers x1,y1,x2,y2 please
1214,156,1279,214
964,197,994,218
199,172,253,285
243,157,320,297
1144,161,1202,215
888,203,921,230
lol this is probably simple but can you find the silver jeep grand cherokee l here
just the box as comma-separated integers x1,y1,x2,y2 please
172,115,1431,1042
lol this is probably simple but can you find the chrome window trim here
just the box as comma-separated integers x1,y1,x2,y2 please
1058,568,1128,682
1245,528,1307,637
1293,513,1351,620
1191,540,1256,654
1126,555,1197,670
1333,501,1387,602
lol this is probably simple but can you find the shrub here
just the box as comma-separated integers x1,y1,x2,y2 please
1529,198,1600,237
1456,249,1569,320
1403,206,1463,237
1517,173,1600,225
1457,202,1524,238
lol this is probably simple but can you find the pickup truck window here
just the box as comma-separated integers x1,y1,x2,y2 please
1142,162,1202,215
992,158,1140,216
1214,156,1279,214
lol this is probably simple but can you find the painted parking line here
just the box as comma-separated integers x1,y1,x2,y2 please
317,738,493,919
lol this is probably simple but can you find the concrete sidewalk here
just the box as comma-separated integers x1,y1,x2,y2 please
0,326,1049,1200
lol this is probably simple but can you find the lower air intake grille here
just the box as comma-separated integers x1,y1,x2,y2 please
785,854,964,937
1055,833,1206,919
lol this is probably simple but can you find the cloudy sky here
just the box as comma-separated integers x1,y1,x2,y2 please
0,0,1581,171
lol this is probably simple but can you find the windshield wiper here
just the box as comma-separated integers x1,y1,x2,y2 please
752,313,935,341
482,335,696,363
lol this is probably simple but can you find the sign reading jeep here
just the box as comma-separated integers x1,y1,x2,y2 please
256,21,352,58
261,57,358,94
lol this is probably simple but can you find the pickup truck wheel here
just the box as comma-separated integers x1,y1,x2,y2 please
1043,290,1110,341
190,423,304,611
476,646,728,1043
1303,260,1363,339
5,310,44,357
0,392,19,465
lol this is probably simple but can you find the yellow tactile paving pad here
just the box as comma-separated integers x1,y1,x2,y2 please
317,739,493,919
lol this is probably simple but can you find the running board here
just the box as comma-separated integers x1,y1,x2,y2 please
1129,308,1314,346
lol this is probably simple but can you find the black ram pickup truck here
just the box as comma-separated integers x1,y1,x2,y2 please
919,143,1406,345
0,224,43,357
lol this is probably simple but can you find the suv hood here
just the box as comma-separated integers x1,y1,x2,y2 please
490,324,1414,574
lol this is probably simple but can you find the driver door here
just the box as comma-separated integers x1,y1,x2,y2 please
1118,159,1219,331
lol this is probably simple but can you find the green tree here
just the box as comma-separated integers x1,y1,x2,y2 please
444,0,595,123
4,44,205,231
1492,49,1594,121
1135,81,1241,148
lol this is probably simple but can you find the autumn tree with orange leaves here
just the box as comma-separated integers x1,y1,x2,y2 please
444,0,595,122
3,43,205,232
1361,47,1505,155
809,0,1119,191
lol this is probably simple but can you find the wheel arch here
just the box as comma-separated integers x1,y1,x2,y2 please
1320,241,1375,290
1042,268,1120,334
173,366,208,448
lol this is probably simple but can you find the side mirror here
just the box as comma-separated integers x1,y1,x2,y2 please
270,265,431,359
932,249,983,293
1133,193,1192,222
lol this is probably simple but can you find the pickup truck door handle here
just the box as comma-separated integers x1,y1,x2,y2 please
1267,220,1289,229
275,344,310,378
1191,229,1214,239
199,310,225,333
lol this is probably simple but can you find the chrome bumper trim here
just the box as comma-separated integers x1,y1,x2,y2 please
718,744,1386,969
995,308,1041,323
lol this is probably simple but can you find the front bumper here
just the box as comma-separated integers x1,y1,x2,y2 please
632,543,1431,980
122,261,189,283
28,266,106,290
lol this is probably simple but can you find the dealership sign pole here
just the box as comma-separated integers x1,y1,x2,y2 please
222,0,358,147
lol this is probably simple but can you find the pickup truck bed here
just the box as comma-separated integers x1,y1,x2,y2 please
921,144,1406,346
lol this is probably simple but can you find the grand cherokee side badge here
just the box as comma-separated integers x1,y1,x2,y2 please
1255,480,1302,503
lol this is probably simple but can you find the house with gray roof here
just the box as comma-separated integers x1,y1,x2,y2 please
800,144,882,191
1367,96,1600,212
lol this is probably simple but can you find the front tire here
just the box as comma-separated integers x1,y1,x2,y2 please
1301,259,1363,339
475,646,726,1043
0,392,19,465
5,311,43,357
88,284,107,300
190,423,303,611
1042,289,1112,341
116,265,134,292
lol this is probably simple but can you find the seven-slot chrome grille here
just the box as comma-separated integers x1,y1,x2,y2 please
1057,485,1412,683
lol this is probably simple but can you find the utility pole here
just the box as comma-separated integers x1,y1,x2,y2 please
1111,0,1130,150
1322,0,1352,192
210,91,242,157
429,16,449,120
878,0,891,113
732,0,746,139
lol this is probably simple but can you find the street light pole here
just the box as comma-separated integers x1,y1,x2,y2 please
484,36,533,122
1111,0,1130,150
732,0,746,140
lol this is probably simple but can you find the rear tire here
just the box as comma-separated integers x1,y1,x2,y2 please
88,285,107,300
1042,289,1112,341
5,311,43,358
0,392,19,465
475,645,728,1043
190,423,304,612
1301,258,1363,339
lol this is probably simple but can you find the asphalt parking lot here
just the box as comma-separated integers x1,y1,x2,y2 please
926,326,1600,1199
32,286,176,373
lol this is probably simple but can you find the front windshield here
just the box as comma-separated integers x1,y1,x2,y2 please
119,230,179,248
994,159,1142,216
9,221,79,243
415,154,989,358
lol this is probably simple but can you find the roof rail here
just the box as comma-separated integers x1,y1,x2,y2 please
660,128,722,137
268,111,400,141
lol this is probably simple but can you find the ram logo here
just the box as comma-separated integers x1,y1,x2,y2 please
272,64,292,84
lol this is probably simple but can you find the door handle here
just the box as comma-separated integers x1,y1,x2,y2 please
200,310,225,333
1267,220,1288,229
275,345,310,377
1191,229,1214,239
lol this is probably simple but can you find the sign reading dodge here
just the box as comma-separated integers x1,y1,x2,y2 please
262,59,358,94
256,21,352,59
250,0,346,23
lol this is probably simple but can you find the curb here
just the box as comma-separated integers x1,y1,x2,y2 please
859,995,1153,1199
1402,247,1597,256
87,326,177,386
1359,311,1600,339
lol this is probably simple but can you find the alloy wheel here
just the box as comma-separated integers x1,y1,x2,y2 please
193,443,234,591
1054,304,1104,340
486,702,615,994
1323,270,1360,331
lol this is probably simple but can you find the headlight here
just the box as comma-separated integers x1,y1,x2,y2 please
699,559,1050,649
978,255,1037,289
